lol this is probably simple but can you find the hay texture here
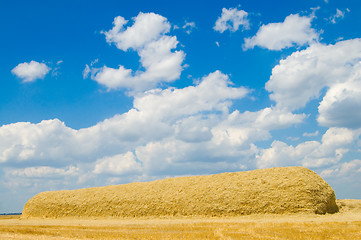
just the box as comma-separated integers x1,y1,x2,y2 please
22,167,338,218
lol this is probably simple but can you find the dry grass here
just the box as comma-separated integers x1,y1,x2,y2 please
0,215,21,220
22,167,338,219
337,199,361,212
1,205,361,240
8,167,355,239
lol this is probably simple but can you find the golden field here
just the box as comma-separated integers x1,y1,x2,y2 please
1,199,360,240
2,168,360,239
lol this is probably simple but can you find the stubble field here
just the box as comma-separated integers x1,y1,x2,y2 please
1,199,360,240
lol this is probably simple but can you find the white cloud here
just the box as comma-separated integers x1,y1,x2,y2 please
214,7,249,33
0,70,307,183
83,59,99,79
93,152,141,175
82,64,91,79
229,107,306,130
318,68,361,129
303,130,319,137
287,136,300,141
266,39,361,112
89,13,185,92
243,14,319,50
51,60,63,77
208,108,305,153
103,13,170,51
135,138,254,176
183,21,196,34
91,65,133,89
321,159,361,177
0,71,248,165
329,9,349,24
133,71,249,121
11,61,50,82
211,125,269,151
9,166,78,178
257,128,358,169
174,116,213,143
0,119,78,165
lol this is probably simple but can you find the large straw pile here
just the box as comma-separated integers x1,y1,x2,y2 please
22,167,338,218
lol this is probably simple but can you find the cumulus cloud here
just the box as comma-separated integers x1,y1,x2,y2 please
229,107,306,130
321,159,361,178
133,98,305,175
88,13,185,92
91,65,133,89
214,7,249,33
133,71,249,121
243,14,319,50
266,39,361,115
0,119,79,165
175,116,213,143
0,71,246,163
0,69,309,186
318,71,361,129
93,152,141,175
135,139,253,176
257,128,359,169
103,13,170,51
11,61,50,82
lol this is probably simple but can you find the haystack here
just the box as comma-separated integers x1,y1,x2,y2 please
22,167,338,218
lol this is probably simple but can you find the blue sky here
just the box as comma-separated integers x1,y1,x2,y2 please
1,0,361,213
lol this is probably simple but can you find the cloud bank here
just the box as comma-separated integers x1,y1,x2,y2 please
0,69,306,183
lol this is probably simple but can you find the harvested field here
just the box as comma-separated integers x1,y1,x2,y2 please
22,167,338,218
1,201,361,239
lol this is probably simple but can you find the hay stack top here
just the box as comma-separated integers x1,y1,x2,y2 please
22,167,338,218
